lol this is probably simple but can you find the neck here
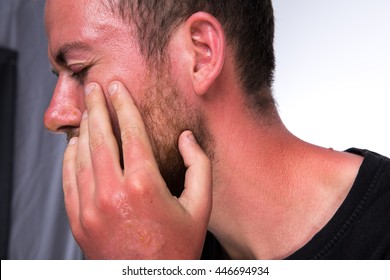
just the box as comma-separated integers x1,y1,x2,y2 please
206,104,362,259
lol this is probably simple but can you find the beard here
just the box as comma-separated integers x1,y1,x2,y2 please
139,72,214,197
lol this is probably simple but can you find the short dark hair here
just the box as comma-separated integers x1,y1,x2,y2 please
109,0,276,111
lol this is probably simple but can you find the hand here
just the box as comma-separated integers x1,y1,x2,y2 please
62,81,212,259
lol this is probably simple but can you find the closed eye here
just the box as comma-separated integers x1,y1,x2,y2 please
70,66,91,82
50,64,92,84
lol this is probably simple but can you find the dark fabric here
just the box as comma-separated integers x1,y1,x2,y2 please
287,149,390,259
0,47,18,260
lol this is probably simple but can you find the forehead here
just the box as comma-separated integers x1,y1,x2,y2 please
45,0,134,59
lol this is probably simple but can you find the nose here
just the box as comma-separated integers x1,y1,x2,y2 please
44,76,84,135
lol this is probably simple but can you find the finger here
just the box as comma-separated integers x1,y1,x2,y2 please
62,137,80,227
84,83,122,186
177,131,212,224
76,110,95,207
107,81,159,173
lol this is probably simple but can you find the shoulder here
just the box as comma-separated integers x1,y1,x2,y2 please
346,148,390,196
288,148,390,259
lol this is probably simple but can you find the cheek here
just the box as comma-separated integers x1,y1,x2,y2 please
83,58,149,139
86,62,145,98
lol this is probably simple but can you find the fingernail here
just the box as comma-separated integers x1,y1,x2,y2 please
82,110,88,119
85,83,95,95
108,83,118,96
68,137,78,145
187,132,197,143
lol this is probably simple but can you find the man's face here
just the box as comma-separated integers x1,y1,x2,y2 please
44,0,210,196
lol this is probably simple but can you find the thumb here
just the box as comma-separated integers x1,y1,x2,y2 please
177,130,212,224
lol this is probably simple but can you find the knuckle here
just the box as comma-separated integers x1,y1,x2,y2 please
94,191,113,211
204,157,212,170
86,93,101,110
112,90,132,110
128,173,148,194
68,221,83,241
127,164,161,195
199,153,212,169
120,125,139,144
79,208,98,229
76,158,90,174
130,180,151,197
62,180,74,198
62,147,76,170
62,157,72,170
89,131,106,151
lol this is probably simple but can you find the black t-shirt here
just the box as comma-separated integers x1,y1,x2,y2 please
287,148,390,259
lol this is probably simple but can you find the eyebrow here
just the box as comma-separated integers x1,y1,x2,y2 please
55,41,91,66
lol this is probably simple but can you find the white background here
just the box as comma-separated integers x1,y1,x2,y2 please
273,0,390,157
1,260,388,280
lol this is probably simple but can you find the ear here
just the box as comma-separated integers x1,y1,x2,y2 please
185,12,226,96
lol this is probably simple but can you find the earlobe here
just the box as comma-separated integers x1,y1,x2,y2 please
187,12,225,96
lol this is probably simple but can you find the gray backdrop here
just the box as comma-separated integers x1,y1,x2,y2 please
0,0,82,259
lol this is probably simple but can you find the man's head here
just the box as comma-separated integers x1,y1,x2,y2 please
109,0,276,110
44,0,276,195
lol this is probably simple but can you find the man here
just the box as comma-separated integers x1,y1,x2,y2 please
44,0,390,259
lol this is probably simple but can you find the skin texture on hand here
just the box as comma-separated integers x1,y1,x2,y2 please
62,81,212,259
